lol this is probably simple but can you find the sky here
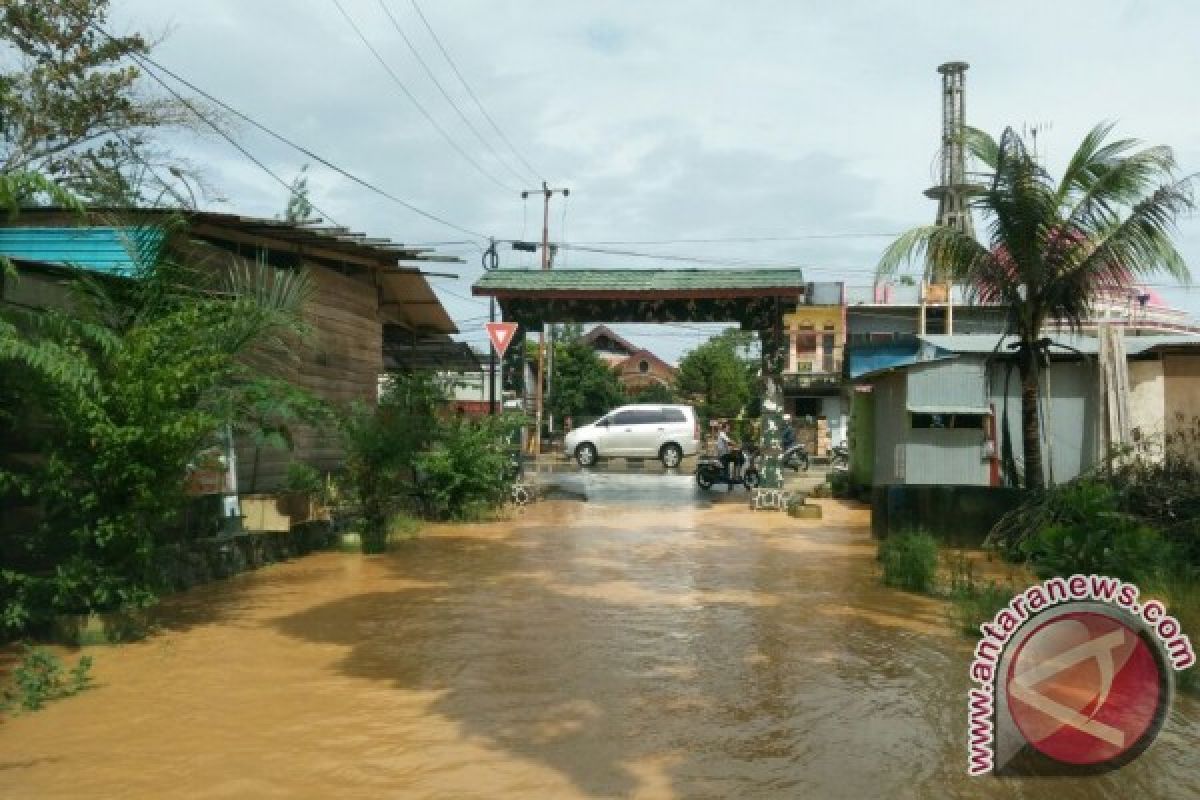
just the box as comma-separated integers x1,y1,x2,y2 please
106,0,1200,363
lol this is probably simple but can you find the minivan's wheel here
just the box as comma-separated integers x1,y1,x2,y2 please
742,469,761,489
575,442,597,467
660,443,683,469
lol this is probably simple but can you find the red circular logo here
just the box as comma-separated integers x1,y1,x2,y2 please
1005,611,1166,766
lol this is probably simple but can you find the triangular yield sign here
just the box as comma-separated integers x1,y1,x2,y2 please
484,321,519,358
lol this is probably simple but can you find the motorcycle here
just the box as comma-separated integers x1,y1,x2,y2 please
696,445,761,491
782,441,810,472
830,441,849,470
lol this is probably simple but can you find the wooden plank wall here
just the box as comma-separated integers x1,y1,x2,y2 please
237,260,383,492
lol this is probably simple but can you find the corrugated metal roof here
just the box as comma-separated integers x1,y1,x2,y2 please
918,333,1200,356
474,268,806,295
0,226,165,275
6,208,454,268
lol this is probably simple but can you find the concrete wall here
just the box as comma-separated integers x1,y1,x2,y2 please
1129,359,1167,442
871,485,1026,545
1165,354,1200,452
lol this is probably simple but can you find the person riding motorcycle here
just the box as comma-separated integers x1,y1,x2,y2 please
715,422,737,479
781,417,796,451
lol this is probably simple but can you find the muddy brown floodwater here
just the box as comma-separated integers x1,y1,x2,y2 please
2,491,1199,799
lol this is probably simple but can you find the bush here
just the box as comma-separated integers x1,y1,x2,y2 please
829,471,849,497
341,374,444,553
416,414,522,521
1,646,93,713
943,550,1016,635
285,462,325,494
388,512,422,541
879,529,939,593
1017,482,1170,582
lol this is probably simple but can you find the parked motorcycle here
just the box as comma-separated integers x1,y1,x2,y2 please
830,441,849,470
696,446,761,491
782,442,810,472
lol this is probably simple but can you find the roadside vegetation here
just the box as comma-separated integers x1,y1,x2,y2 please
1,646,93,714
878,421,1200,690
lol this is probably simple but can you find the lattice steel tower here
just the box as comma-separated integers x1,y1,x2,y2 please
920,61,973,333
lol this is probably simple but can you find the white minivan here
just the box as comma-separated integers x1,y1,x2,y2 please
563,404,701,468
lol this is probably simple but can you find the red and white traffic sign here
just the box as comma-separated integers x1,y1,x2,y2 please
484,321,519,357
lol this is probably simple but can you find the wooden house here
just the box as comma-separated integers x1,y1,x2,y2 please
0,209,473,491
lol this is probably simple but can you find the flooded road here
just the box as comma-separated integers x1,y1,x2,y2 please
2,483,1198,798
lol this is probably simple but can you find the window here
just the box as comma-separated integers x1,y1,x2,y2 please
796,325,816,354
661,408,686,422
911,413,986,430
638,360,650,374
615,409,662,425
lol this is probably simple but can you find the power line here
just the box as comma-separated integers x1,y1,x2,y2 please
128,53,343,227
375,0,532,186
566,233,904,245
330,0,517,195
88,21,487,240
407,0,544,182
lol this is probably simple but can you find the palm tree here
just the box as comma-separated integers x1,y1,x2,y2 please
878,123,1193,489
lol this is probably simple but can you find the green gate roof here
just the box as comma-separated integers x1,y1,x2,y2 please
473,268,806,298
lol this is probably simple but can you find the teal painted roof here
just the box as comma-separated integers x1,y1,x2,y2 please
0,226,166,276
474,268,805,294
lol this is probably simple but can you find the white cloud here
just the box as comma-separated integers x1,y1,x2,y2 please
107,0,1200,340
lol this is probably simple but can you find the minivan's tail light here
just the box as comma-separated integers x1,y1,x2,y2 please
694,418,700,441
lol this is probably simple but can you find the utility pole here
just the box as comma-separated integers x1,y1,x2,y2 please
482,240,500,415
522,181,569,455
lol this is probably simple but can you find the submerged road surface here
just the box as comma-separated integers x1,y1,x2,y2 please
2,490,1198,798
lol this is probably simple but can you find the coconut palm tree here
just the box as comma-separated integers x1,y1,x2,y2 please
878,123,1194,489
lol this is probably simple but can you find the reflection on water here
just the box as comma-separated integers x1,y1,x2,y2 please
1,497,1197,799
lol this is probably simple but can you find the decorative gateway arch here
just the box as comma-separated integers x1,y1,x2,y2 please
472,268,807,507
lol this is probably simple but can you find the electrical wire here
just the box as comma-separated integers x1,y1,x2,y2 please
86,21,488,240
407,0,544,182
566,233,903,245
128,53,343,227
374,0,531,187
329,0,517,195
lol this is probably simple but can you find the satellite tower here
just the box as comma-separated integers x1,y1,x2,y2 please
920,61,973,334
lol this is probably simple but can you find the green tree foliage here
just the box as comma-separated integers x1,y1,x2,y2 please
676,328,754,419
280,164,314,223
416,414,524,521
0,0,212,205
879,123,1194,488
341,373,445,553
0,213,316,633
231,375,333,493
629,382,677,404
546,337,626,420
1018,482,1167,582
